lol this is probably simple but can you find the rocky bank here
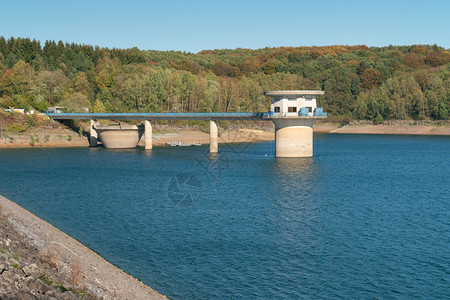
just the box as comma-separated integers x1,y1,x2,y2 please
0,195,166,300
0,211,98,299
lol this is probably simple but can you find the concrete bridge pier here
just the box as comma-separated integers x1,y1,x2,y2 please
144,120,152,150
272,119,316,157
209,120,218,153
89,119,98,147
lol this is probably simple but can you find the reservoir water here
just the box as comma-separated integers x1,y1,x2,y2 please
0,134,449,299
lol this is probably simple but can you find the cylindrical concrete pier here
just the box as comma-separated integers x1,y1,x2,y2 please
210,120,218,153
93,124,144,149
89,119,98,147
144,120,152,150
272,119,316,157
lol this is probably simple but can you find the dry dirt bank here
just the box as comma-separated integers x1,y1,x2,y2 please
0,128,89,148
314,120,450,135
142,128,275,146
1,121,449,149
0,127,276,149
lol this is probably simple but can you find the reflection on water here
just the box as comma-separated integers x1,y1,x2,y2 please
269,157,324,267
273,157,318,185
271,158,321,221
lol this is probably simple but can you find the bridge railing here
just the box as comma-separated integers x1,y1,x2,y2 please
45,111,326,119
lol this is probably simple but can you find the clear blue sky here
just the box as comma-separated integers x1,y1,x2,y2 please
1,0,449,52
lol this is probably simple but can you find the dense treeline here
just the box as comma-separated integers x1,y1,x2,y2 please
0,36,449,121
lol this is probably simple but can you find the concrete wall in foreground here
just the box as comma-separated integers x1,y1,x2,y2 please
0,194,166,300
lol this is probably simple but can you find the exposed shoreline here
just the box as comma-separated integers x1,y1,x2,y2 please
314,120,450,136
0,121,448,149
0,194,166,299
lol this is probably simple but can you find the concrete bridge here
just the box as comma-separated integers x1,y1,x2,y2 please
46,91,327,157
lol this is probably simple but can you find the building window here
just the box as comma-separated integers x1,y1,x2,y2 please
288,98,296,101
307,107,312,112
274,107,280,113
306,97,313,101
288,107,297,113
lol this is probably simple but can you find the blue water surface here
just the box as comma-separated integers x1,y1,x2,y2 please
0,134,449,299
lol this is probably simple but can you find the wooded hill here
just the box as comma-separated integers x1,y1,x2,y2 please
0,37,449,121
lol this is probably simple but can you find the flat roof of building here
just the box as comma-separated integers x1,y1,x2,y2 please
264,90,325,97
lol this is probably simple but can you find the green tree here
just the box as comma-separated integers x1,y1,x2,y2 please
10,60,34,95
438,102,448,119
5,53,17,68
60,92,90,112
120,75,146,111
37,70,68,104
0,37,9,57
91,98,106,113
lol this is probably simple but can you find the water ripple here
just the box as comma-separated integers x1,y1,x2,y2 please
0,135,449,299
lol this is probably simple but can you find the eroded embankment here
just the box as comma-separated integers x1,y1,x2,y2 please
0,194,166,299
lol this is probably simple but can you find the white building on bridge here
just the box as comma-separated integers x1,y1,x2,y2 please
264,90,325,117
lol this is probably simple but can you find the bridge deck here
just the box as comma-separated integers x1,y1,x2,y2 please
46,112,264,121
45,112,326,121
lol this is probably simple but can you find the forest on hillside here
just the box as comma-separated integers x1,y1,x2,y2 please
0,37,449,122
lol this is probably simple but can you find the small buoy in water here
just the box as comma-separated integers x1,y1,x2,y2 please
265,154,268,157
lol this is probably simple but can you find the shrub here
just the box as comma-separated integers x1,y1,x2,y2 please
340,115,352,126
6,122,28,133
374,113,384,124
27,115,36,127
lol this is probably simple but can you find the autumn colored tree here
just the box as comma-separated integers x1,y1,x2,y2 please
211,62,236,77
72,72,91,97
424,50,450,66
0,36,449,121
361,68,385,89
0,69,14,96
404,53,423,68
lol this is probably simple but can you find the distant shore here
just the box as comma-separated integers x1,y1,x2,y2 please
1,120,448,149
314,120,450,136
